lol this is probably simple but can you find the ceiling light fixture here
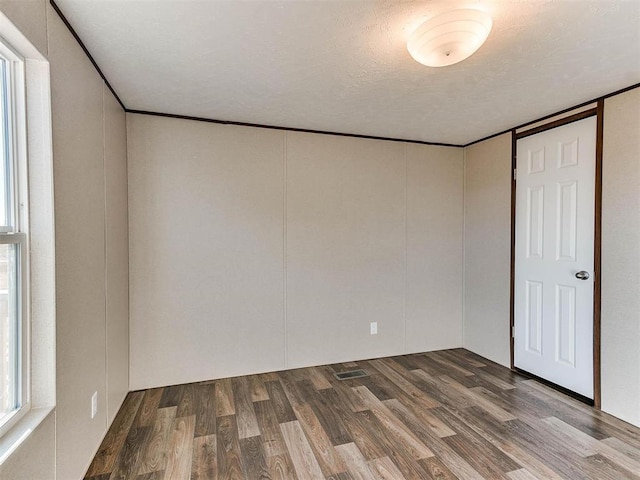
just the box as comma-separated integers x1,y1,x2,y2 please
407,9,493,67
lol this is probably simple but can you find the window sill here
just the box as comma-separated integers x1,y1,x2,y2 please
0,406,54,466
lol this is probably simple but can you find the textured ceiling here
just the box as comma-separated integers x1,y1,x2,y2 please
54,0,640,145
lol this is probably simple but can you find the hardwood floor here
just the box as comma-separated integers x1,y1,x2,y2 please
85,349,640,479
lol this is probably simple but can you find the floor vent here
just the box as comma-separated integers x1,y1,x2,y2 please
334,369,368,380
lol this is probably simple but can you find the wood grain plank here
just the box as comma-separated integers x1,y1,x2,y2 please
409,369,475,409
369,456,407,480
308,367,332,390
489,418,591,480
249,375,270,402
260,372,280,382
216,415,243,480
383,400,455,438
85,475,111,480
163,416,196,480
265,381,297,424
326,473,355,480
134,389,164,428
355,374,394,402
318,366,368,413
232,376,261,439
280,420,325,480
194,384,217,437
239,435,271,480
442,433,514,479
419,457,459,480
584,454,640,480
159,386,184,409
253,399,288,458
439,375,516,422
267,453,298,480
521,380,640,448
278,370,307,408
215,378,235,417
304,385,353,446
543,416,640,473
428,351,476,377
368,359,440,409
379,401,484,480
429,406,521,476
292,402,347,476
109,426,153,480
136,472,165,480
355,410,430,479
436,350,487,373
190,434,216,480
138,407,177,475
177,384,196,417
389,355,421,371
433,404,564,480
410,355,451,378
507,468,539,480
334,443,381,480
351,386,433,460
452,349,488,368
601,436,640,463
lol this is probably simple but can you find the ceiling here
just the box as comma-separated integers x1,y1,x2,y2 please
55,0,640,145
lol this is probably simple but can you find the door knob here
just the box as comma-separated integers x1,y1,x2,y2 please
575,271,590,280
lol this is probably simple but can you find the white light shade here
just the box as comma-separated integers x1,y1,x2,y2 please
407,9,493,67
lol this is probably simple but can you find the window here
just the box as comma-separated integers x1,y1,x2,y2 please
0,39,28,436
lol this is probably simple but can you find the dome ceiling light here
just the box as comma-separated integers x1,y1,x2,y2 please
407,9,493,67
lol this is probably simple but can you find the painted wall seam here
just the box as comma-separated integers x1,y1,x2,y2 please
102,82,108,433
283,130,288,369
403,142,407,353
460,147,467,348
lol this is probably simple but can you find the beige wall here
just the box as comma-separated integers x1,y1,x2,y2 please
0,3,130,478
406,144,464,352
50,10,108,476
286,133,406,368
104,87,130,425
601,88,640,426
128,114,464,389
463,133,512,367
0,0,47,55
128,115,286,389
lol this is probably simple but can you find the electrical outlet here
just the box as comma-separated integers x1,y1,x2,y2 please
370,322,378,335
91,391,98,419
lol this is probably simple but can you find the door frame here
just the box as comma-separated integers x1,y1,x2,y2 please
509,100,604,408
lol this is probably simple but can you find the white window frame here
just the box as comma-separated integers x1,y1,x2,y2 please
0,37,30,439
0,11,54,466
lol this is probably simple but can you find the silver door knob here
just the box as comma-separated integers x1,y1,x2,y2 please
575,271,590,280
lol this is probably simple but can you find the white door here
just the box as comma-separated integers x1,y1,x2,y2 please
514,117,596,399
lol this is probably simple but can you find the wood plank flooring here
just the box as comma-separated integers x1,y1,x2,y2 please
85,349,640,479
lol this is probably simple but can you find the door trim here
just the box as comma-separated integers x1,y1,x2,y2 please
509,107,603,408
593,99,604,408
515,108,598,140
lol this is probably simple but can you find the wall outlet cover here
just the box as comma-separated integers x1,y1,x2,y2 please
370,322,378,335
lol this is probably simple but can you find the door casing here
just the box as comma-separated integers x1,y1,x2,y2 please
509,101,603,407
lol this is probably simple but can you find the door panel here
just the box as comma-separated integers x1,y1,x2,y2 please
515,117,596,398
525,280,543,354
